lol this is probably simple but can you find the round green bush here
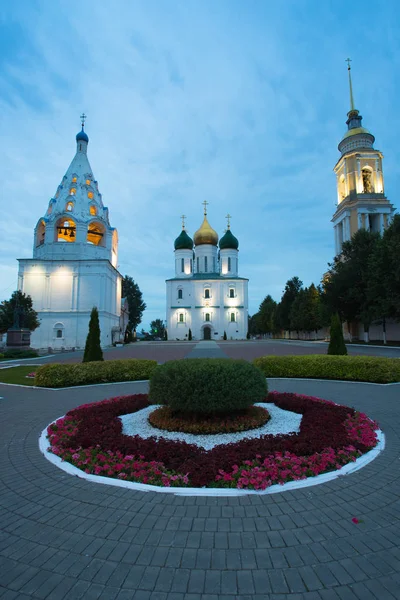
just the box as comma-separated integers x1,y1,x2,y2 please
148,358,268,415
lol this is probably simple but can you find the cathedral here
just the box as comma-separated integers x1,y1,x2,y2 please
17,117,122,350
332,61,395,253
166,203,249,340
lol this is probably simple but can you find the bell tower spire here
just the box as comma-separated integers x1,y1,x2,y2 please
331,60,395,255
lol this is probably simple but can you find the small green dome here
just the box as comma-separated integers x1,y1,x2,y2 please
174,229,194,250
219,229,239,250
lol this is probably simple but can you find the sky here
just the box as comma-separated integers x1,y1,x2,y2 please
1,0,399,329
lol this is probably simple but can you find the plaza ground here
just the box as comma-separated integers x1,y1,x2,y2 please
1,342,400,599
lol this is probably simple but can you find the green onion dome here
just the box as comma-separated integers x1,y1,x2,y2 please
174,229,194,250
219,228,239,250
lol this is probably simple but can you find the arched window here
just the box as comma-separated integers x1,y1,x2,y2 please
88,191,94,199
205,313,210,322
69,187,76,195
72,176,77,183
36,220,46,247
229,288,235,298
230,312,235,322
228,257,231,271
66,201,74,212
178,289,183,299
339,174,346,200
362,167,374,193
89,205,97,216
179,313,184,323
87,221,105,246
204,289,210,299
56,218,76,242
53,322,64,338
86,179,91,185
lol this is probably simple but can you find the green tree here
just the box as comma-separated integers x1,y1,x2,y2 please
276,276,303,336
328,313,347,355
258,295,277,335
150,318,166,339
223,330,227,340
83,307,103,362
122,276,146,341
0,291,40,334
188,328,192,341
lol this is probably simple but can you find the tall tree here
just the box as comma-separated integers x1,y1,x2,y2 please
150,318,166,339
122,276,146,341
258,295,277,335
83,307,103,362
276,276,303,336
0,291,40,334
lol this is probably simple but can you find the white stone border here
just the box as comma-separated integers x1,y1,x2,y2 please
39,418,385,497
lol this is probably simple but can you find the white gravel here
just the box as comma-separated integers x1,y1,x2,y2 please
119,403,302,451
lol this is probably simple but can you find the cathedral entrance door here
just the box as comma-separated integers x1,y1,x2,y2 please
203,326,211,340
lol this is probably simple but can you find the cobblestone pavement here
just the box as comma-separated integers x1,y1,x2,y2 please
1,378,400,600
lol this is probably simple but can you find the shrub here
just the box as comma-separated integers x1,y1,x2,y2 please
2,349,38,359
35,358,158,388
328,313,347,355
223,331,227,340
0,353,4,359
83,307,103,362
148,405,270,434
149,358,268,415
253,354,400,384
188,328,192,341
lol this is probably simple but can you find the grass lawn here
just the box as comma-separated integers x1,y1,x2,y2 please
0,366,38,386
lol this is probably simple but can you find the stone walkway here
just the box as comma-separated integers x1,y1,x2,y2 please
1,378,400,600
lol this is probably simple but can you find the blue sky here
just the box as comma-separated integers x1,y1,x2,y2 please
1,0,399,329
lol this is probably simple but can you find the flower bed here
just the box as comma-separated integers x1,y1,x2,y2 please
148,405,270,434
46,392,379,490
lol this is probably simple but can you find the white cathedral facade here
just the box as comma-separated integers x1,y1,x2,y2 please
18,120,122,350
166,205,249,340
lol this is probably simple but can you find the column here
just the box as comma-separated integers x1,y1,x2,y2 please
379,213,384,235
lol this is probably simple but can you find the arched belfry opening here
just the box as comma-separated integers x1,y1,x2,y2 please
36,220,46,247
87,221,105,246
56,217,76,242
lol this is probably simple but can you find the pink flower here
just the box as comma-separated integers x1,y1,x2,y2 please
352,517,360,524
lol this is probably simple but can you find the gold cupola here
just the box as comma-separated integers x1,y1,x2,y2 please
193,201,219,246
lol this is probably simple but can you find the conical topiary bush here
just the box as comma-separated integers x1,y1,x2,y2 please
83,307,104,362
328,313,347,355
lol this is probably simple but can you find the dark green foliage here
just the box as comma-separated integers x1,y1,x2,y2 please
83,307,103,363
328,313,347,355
254,354,400,383
188,328,192,341
0,291,40,334
149,358,268,415
35,359,157,388
223,330,227,340
246,332,250,339
122,276,146,339
164,329,168,341
1,348,38,359
150,318,165,339
275,276,303,333
290,284,323,335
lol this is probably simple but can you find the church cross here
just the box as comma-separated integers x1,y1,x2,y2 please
225,213,232,229
202,200,209,215
181,214,186,229
80,112,87,127
345,58,352,71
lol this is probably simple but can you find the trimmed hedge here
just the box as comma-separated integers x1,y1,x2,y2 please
35,359,158,388
149,358,268,415
253,354,400,384
0,349,39,360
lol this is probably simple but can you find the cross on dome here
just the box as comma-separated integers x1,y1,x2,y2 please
202,200,209,215
181,214,186,229
80,113,87,127
225,213,232,229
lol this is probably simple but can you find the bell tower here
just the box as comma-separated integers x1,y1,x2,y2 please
332,59,395,255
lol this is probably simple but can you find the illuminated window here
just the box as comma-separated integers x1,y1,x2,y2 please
205,313,210,322
56,218,76,243
87,222,105,246
229,288,234,298
86,179,91,185
88,191,94,199
89,205,97,215
70,187,76,195
204,289,210,299
66,202,74,212
178,289,183,299
72,176,77,183
230,312,235,322
179,313,184,323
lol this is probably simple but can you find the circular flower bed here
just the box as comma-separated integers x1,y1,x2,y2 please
148,405,270,434
46,392,380,491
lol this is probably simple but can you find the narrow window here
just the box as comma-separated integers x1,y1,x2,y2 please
205,289,210,299
205,313,210,322
181,258,184,272
179,313,184,323
56,329,63,338
178,289,183,299
86,179,91,185
89,205,97,215
190,259,193,273
66,202,73,212
230,312,235,322
204,256,208,272
72,176,77,183
228,257,231,271
213,257,215,272
79,144,82,151
229,288,234,298
69,188,76,195
197,257,199,272
87,191,94,199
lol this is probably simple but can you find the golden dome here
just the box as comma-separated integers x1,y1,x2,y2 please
342,126,371,139
193,215,219,246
